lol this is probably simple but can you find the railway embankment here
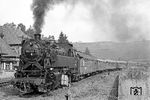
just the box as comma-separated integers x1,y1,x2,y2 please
0,70,120,100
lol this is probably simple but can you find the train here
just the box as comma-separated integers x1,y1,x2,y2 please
11,33,121,93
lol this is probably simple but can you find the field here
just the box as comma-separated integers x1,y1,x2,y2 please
73,40,150,62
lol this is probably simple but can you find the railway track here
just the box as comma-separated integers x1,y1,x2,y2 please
0,81,11,87
0,68,122,100
0,68,121,88
81,68,122,79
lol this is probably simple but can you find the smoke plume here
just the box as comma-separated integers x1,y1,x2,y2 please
31,0,53,34
31,0,150,41
31,0,72,34
76,0,150,42
110,0,149,41
66,0,150,42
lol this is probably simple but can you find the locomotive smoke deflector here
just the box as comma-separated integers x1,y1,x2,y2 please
34,33,41,40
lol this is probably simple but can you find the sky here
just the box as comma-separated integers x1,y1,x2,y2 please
0,0,150,42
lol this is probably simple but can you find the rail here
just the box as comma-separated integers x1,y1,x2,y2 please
0,81,11,87
0,77,14,87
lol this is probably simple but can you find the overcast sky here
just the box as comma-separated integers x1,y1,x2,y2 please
0,0,150,42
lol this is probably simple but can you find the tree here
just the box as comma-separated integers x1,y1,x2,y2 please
26,26,34,38
0,32,4,39
48,35,55,40
85,47,91,55
17,24,35,38
42,35,55,41
4,23,17,28
58,32,69,43
0,26,4,39
17,23,26,33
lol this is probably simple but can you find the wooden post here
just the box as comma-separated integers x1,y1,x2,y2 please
65,94,69,100
65,79,72,100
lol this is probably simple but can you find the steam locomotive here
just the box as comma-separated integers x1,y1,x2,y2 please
12,33,121,93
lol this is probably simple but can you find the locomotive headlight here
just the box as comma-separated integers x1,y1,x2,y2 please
50,68,53,70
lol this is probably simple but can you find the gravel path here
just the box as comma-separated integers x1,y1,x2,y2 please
0,71,121,100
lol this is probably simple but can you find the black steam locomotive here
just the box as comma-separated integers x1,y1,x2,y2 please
12,33,120,93
12,33,80,93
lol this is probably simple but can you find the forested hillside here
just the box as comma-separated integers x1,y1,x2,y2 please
73,40,150,62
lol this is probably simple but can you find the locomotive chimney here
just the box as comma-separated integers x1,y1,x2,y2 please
34,33,41,40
